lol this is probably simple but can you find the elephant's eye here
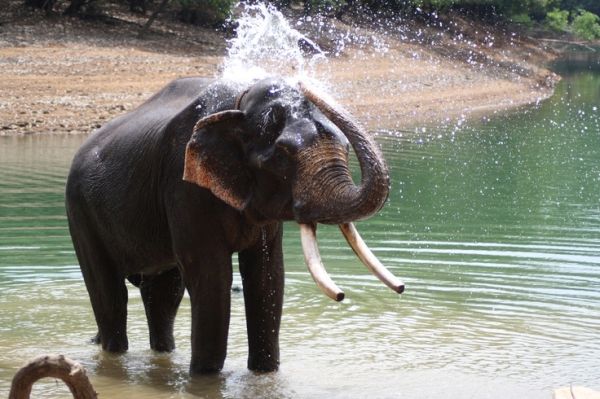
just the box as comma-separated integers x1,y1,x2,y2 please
264,104,286,126
261,104,286,142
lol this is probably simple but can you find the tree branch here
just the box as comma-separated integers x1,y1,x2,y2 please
139,0,170,38
9,354,97,399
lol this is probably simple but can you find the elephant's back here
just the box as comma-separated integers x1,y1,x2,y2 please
80,76,212,151
67,76,213,185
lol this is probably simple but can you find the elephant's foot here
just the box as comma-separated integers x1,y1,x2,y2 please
90,332,101,345
189,363,223,375
247,355,280,373
189,353,227,375
150,336,175,353
103,340,128,353
90,331,128,353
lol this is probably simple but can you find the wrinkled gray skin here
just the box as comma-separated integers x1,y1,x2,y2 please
65,77,388,375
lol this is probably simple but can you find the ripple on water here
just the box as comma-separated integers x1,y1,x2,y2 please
2,40,600,399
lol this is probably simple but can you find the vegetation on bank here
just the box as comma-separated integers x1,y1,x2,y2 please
21,0,600,41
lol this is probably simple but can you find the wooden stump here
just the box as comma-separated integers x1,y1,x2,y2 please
9,354,97,399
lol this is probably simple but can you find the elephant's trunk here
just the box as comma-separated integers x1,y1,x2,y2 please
294,83,403,302
293,82,390,225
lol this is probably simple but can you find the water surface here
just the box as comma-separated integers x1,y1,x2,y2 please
1,69,599,398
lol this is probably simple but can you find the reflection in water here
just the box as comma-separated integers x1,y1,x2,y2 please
1,70,600,398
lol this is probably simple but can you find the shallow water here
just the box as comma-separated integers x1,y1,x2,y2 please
1,68,600,398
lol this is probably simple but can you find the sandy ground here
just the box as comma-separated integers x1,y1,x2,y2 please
0,4,560,135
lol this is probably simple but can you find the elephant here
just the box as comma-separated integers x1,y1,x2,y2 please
65,76,403,375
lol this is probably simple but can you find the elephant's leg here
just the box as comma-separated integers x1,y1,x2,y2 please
89,275,129,353
138,267,185,352
165,189,237,374
238,225,284,372
68,218,128,352
181,252,233,375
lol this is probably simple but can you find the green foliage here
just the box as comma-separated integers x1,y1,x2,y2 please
19,0,600,34
177,0,236,25
560,0,600,16
545,8,569,31
411,0,456,10
267,0,292,8
359,0,552,20
389,0,598,22
24,0,56,11
571,9,600,40
511,13,533,26
303,0,346,14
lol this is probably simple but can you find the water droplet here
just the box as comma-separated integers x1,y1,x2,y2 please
220,3,326,87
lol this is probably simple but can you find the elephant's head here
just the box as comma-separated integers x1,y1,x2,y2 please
183,77,403,300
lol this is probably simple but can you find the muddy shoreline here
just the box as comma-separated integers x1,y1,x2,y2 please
0,4,560,136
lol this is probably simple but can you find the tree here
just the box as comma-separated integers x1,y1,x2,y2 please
177,0,236,26
546,8,569,31
24,0,56,12
572,9,600,40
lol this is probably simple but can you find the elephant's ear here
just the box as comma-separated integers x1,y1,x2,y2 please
183,110,251,210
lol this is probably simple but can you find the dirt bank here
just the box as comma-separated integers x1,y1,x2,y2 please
0,3,559,135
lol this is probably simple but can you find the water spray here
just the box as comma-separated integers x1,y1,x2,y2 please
220,2,327,89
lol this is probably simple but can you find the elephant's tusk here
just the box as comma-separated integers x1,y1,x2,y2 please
299,223,345,302
339,223,405,294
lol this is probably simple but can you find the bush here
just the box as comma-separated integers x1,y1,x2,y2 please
511,13,533,26
411,0,457,9
545,8,569,31
560,0,600,16
303,0,346,14
178,0,236,26
571,9,600,40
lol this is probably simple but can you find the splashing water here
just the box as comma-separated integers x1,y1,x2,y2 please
220,3,327,88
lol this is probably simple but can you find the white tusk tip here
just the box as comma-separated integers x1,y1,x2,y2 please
339,222,406,295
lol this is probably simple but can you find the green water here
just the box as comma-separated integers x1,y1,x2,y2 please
1,68,599,398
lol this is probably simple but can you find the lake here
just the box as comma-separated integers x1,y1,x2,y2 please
1,63,599,398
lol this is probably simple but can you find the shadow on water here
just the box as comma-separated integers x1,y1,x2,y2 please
87,348,298,398
551,47,600,73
